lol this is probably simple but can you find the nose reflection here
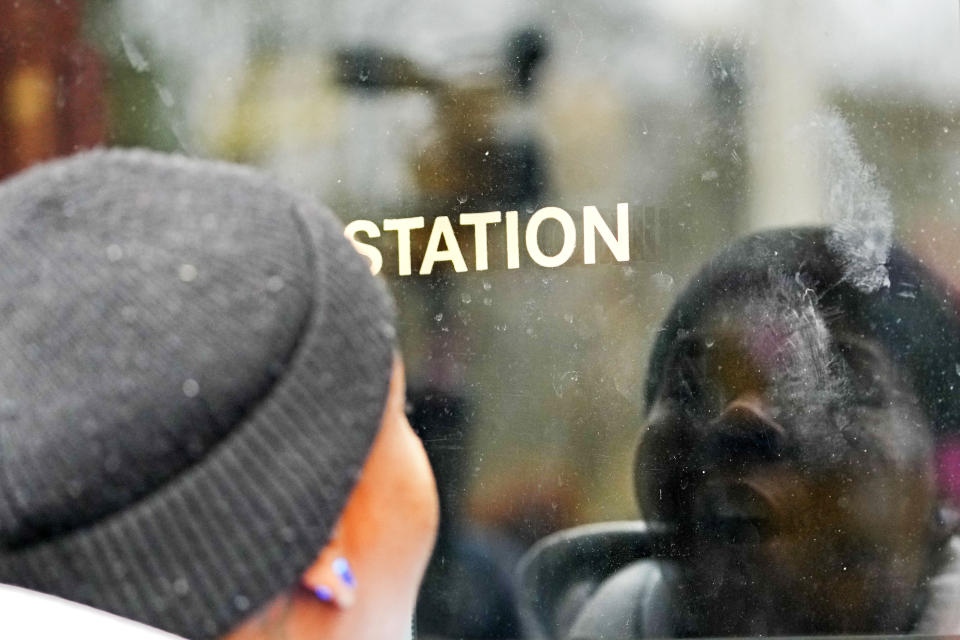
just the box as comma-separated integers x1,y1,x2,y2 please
702,397,786,465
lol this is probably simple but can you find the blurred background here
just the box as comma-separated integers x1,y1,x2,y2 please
3,1,960,636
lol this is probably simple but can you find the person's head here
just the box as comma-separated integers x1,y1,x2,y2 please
636,227,960,635
0,150,438,639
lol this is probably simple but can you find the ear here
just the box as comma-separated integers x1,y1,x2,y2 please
300,525,357,609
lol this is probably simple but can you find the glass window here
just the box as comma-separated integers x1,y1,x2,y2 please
4,1,960,637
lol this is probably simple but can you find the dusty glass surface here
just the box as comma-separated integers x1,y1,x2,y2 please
4,1,960,637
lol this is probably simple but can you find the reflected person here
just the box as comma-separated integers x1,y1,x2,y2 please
572,228,960,636
0,150,438,640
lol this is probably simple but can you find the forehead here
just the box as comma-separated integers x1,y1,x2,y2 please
699,283,829,353
679,292,837,402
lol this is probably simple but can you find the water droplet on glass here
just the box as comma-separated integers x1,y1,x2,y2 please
106,244,123,262
457,194,468,204
155,83,175,108
178,264,198,283
482,281,492,291
233,594,250,611
0,398,18,421
434,313,443,322
67,479,84,499
266,276,284,292
120,33,150,73
483,297,492,306
553,370,580,397
650,271,675,292
461,293,471,304
104,453,122,474
173,578,190,596
182,378,200,398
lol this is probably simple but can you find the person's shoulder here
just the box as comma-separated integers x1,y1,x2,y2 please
568,559,679,639
0,584,186,639
915,535,960,635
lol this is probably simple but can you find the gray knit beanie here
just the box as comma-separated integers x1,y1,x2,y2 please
0,149,396,639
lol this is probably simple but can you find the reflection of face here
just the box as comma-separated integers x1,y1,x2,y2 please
226,360,439,640
636,306,938,636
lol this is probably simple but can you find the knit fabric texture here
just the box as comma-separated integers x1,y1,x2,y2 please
0,149,396,639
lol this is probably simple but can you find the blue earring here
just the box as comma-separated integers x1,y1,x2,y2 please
312,585,334,602
304,556,357,607
332,557,356,589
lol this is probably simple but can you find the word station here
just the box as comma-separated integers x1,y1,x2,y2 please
345,203,661,275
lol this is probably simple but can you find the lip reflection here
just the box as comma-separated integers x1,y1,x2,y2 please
692,480,775,544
